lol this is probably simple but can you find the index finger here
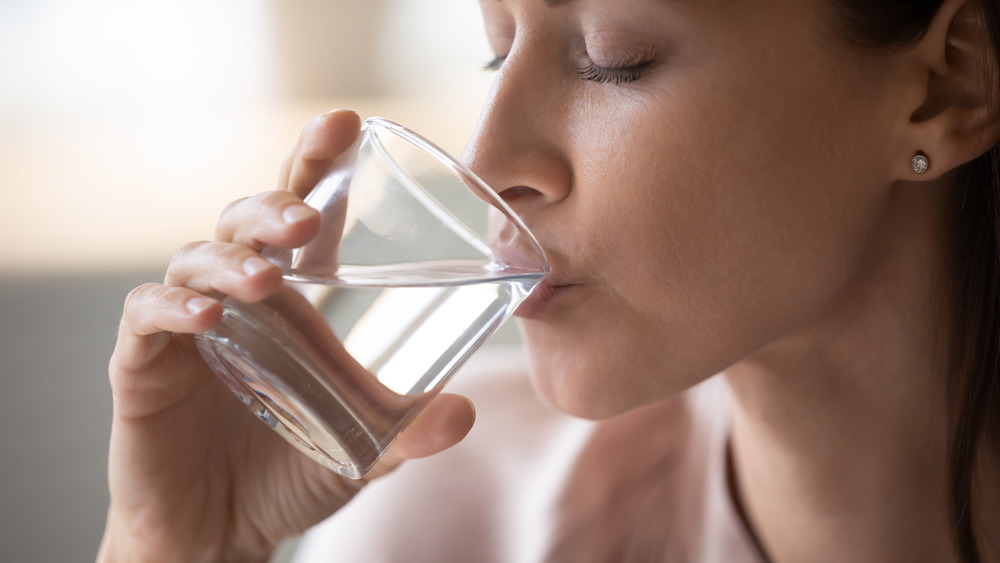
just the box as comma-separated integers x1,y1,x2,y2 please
278,109,362,198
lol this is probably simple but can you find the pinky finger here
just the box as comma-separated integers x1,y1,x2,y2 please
122,283,222,337
113,284,222,372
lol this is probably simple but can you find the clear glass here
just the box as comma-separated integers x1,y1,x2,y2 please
194,118,548,479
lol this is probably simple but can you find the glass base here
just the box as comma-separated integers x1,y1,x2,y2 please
195,308,382,480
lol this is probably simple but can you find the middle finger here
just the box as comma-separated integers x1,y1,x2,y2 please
214,190,320,249
164,240,283,303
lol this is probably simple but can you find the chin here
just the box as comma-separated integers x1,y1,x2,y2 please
518,318,705,421
522,337,651,421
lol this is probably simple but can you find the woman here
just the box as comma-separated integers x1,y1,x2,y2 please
99,0,1000,561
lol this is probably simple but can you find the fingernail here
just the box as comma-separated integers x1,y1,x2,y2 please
243,256,274,277
322,108,357,118
186,297,216,315
282,204,314,224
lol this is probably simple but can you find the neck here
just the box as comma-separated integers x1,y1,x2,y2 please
724,180,970,562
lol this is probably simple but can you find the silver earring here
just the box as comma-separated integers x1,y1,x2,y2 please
911,153,929,174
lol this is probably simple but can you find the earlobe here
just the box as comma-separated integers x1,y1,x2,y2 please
892,0,1000,181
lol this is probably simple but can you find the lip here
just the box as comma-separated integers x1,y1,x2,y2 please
513,277,578,319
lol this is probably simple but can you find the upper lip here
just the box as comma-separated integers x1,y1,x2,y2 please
537,268,573,288
486,215,578,286
495,241,573,283
530,254,580,289
510,257,581,318
490,240,548,273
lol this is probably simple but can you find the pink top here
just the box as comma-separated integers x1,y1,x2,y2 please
293,346,765,562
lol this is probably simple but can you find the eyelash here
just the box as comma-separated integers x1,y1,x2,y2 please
484,56,505,72
483,56,652,85
576,59,652,85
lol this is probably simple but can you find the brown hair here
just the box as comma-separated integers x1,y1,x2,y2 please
834,1,1000,561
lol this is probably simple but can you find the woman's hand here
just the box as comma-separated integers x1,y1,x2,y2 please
98,110,476,563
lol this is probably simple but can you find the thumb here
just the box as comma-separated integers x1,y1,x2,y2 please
279,109,363,197
369,393,476,477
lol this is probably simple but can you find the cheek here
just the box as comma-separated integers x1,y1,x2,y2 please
515,0,902,416
596,58,884,313
531,57,890,415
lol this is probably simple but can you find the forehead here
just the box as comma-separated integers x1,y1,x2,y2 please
481,0,837,37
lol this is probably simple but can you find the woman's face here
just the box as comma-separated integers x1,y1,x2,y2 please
466,0,904,418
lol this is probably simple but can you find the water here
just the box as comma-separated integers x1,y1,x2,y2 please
195,261,542,478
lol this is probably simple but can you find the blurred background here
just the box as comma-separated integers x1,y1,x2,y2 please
0,1,494,560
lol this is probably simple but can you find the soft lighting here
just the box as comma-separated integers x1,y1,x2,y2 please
0,0,492,273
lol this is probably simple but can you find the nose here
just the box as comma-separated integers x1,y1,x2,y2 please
461,51,573,213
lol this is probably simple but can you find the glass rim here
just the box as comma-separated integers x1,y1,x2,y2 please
362,116,549,273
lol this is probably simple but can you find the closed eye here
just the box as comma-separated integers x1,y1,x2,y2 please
576,59,653,85
484,55,506,72
484,54,653,85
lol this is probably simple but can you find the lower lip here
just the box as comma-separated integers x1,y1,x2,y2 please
513,282,576,319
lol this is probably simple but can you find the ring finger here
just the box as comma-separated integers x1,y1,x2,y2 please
164,240,283,303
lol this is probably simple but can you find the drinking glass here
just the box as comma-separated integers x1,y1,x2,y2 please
195,117,548,479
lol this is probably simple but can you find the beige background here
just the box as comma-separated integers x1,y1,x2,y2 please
0,0,494,274
0,1,496,560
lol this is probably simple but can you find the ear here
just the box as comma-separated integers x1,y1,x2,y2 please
890,0,1000,180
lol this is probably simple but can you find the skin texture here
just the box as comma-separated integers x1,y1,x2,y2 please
468,0,998,560
468,0,901,418
101,0,1000,560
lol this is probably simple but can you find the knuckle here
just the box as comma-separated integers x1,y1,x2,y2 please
260,189,296,209
165,241,212,286
123,283,161,317
169,240,208,267
214,197,249,238
218,196,249,223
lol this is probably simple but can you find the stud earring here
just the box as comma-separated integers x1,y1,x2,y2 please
911,153,929,174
